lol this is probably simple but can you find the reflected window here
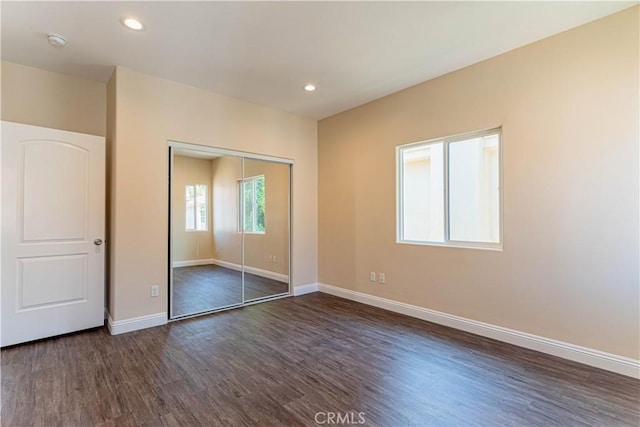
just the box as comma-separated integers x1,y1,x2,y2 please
239,175,265,233
185,184,208,231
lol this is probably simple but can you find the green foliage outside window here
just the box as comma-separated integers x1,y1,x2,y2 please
242,176,265,233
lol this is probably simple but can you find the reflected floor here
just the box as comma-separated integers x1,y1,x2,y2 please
172,264,289,317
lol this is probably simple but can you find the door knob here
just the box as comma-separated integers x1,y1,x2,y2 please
94,239,103,246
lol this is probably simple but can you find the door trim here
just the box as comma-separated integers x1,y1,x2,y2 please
168,140,294,165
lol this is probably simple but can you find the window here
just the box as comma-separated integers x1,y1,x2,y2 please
239,175,265,233
397,128,501,249
185,184,208,231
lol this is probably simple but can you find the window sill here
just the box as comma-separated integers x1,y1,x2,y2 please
396,240,503,251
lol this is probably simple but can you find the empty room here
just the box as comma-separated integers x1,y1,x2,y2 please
1,1,638,426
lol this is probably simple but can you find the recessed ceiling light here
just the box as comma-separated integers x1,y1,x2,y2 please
47,33,66,47
121,17,144,31
304,84,317,92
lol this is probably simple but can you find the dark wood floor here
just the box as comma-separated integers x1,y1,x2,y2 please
172,264,289,317
2,293,638,426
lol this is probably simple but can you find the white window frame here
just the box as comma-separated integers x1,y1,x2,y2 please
185,183,208,232
396,127,503,251
238,175,265,234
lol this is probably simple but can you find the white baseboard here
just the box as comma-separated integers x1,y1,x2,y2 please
210,258,241,272
317,283,640,379
107,312,167,335
173,258,215,268
211,258,288,283
293,283,318,296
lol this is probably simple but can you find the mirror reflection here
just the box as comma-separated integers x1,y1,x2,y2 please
172,152,243,317
242,158,290,302
170,147,290,319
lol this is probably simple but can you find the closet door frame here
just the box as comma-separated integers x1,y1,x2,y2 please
167,141,293,321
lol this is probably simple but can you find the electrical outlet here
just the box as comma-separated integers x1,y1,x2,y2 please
379,273,386,284
151,285,159,297
370,272,376,282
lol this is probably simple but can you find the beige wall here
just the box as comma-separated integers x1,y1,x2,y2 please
1,61,106,136
211,157,290,276
109,66,317,320
210,156,243,266
318,7,639,359
172,156,215,263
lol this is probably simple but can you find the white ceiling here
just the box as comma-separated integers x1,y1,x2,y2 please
1,1,635,119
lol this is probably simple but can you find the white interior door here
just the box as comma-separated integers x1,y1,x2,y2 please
1,121,105,347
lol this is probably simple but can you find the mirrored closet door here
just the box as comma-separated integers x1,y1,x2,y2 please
242,158,290,302
169,143,291,319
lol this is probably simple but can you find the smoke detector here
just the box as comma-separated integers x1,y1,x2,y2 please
47,33,67,47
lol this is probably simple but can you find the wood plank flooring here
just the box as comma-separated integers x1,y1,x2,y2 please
172,265,289,316
2,293,638,426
